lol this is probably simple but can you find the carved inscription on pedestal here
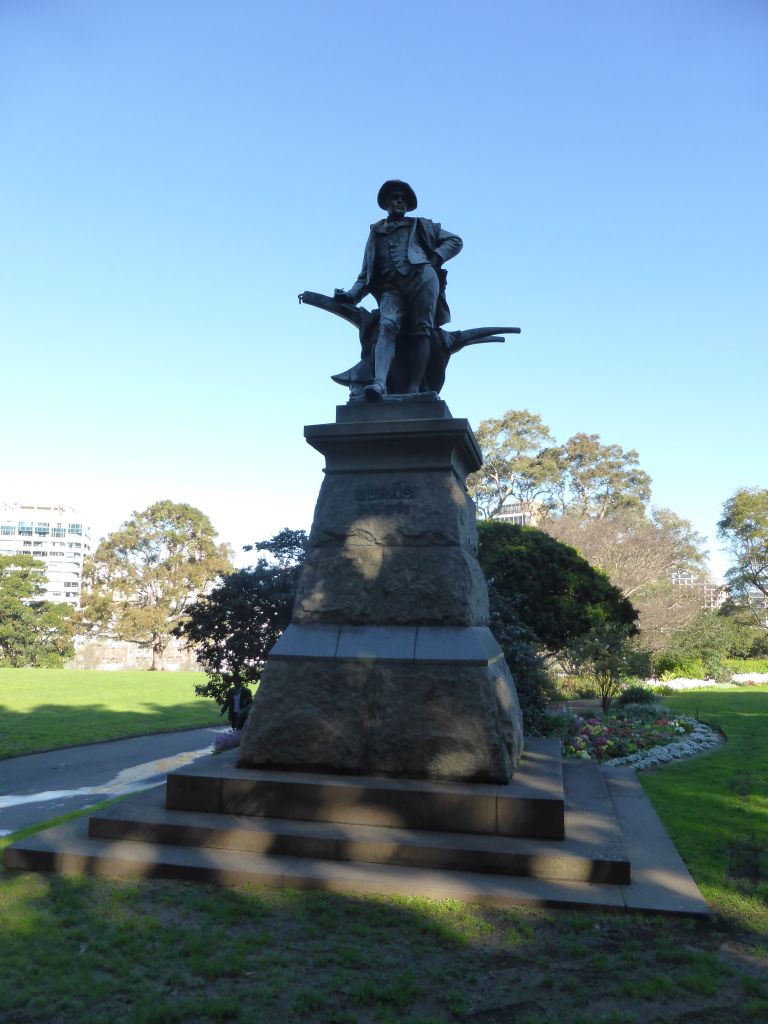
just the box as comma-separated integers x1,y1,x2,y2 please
355,482,418,517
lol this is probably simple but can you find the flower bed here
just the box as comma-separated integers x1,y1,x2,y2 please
546,706,694,763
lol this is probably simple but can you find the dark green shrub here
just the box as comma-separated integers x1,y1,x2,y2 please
553,675,600,700
541,708,576,740
654,654,707,680
487,587,557,736
617,684,656,707
623,703,678,725
703,658,733,684
176,528,308,705
478,522,637,656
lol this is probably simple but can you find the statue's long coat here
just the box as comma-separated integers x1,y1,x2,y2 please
346,217,463,327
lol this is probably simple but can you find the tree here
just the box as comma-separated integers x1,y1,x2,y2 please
656,608,761,682
468,408,713,657
718,488,768,632
553,433,651,519
717,602,768,657
0,555,76,667
81,500,231,670
177,529,308,704
561,620,648,711
477,521,638,657
467,409,561,519
542,507,707,653
468,410,652,521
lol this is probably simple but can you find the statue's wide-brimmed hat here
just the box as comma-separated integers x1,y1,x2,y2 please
377,179,418,211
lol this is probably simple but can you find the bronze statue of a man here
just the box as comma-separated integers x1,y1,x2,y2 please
334,180,462,401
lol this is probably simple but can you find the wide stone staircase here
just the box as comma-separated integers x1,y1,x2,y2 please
3,737,708,916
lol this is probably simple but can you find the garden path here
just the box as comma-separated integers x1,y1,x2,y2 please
0,726,226,835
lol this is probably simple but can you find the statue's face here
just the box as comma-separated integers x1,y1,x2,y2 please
384,189,409,219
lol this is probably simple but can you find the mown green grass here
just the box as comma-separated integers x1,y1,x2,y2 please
2,685,768,1021
641,685,768,934
0,668,217,758
0,868,765,1024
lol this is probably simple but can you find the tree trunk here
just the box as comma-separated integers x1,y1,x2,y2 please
151,644,165,671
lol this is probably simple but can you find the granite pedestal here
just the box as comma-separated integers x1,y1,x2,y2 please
238,397,524,783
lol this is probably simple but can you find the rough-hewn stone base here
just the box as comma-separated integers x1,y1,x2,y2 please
294,543,489,625
237,625,523,783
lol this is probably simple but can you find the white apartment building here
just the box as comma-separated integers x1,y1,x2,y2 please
494,500,545,527
0,502,92,608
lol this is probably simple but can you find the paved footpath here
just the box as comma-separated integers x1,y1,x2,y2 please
0,726,227,836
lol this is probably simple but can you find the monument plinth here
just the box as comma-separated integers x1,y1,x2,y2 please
238,396,524,783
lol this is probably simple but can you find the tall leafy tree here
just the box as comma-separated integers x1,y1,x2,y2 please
468,409,651,521
718,487,768,632
554,433,651,519
81,500,231,670
177,529,308,704
467,409,561,519
468,409,710,657
716,602,768,657
0,555,76,667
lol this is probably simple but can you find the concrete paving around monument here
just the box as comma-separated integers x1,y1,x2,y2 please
3,741,710,918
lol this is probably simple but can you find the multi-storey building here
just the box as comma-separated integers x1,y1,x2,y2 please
669,569,725,611
493,500,545,527
0,502,92,608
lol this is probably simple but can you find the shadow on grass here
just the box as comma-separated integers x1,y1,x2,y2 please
1,859,765,1024
0,854,534,1024
0,702,220,760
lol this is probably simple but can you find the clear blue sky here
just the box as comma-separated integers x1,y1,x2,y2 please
2,0,765,578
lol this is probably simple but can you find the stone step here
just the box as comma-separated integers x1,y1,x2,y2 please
1,819,631,911
2,768,709,916
165,736,566,840
88,756,628,883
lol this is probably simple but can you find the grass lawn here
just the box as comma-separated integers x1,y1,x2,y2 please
0,686,767,1022
0,872,766,1024
0,668,219,758
641,686,768,935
